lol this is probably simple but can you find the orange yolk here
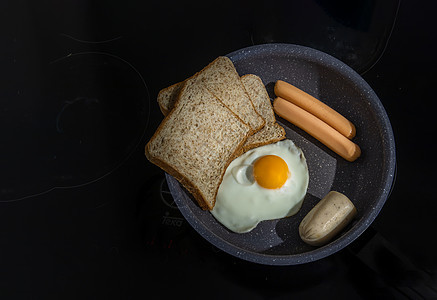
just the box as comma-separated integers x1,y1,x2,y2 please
253,155,289,189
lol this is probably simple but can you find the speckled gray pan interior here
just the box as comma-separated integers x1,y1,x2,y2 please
167,43,396,265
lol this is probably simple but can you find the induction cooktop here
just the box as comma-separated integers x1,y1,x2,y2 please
1,0,436,299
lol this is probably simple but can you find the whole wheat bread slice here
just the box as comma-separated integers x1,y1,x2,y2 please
240,74,286,151
157,74,286,152
145,84,251,210
175,57,265,133
157,81,184,115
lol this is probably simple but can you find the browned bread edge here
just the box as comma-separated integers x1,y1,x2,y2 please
242,123,286,152
173,57,265,134
145,88,251,210
157,80,185,115
240,74,280,123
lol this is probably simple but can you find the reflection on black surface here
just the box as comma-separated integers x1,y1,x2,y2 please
0,52,149,201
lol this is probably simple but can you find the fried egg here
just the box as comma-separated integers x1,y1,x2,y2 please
211,139,309,233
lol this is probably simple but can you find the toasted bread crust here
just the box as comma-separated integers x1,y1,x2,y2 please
240,74,278,123
157,81,184,115
158,74,287,154
149,60,288,210
145,149,209,209
242,123,286,152
146,86,251,210
173,57,265,133
145,129,249,210
240,74,286,151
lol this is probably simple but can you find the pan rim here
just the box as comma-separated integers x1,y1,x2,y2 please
168,43,396,265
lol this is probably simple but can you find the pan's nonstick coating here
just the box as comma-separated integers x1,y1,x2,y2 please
168,44,396,265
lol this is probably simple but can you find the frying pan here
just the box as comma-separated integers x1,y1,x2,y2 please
166,43,396,265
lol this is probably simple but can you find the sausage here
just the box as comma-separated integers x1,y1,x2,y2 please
273,97,361,162
299,191,357,246
274,80,356,139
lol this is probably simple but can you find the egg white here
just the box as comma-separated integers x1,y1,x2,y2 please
211,139,309,233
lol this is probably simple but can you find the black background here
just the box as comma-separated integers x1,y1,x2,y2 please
1,0,436,299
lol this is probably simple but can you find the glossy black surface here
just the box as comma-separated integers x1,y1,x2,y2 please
1,0,436,298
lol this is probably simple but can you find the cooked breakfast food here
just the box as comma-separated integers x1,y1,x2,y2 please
146,55,359,239
240,74,286,152
158,57,265,132
211,139,309,233
273,97,361,162
299,191,357,246
157,74,285,151
274,80,356,139
145,84,251,210
157,81,184,115
147,57,276,211
186,56,265,133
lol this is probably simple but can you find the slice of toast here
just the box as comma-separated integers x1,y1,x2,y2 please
145,84,251,210
157,81,184,115
174,57,265,133
157,74,286,152
240,74,286,151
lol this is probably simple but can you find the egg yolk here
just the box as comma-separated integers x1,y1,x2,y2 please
253,155,289,189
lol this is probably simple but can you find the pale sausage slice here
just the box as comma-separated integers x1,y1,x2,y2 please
273,97,361,162
275,80,356,139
